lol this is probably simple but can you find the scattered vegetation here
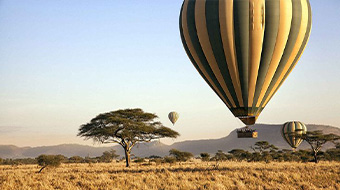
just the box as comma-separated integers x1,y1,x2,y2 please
1,161,339,190
0,131,339,189
1,136,339,167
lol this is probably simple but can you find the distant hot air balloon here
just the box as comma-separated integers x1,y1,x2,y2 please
281,121,307,150
168,112,179,125
179,0,312,125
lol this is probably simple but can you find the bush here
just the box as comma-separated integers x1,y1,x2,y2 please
262,152,273,163
211,150,232,161
133,157,145,163
169,149,193,162
148,155,162,159
4,159,20,166
99,150,119,163
13,158,37,165
68,156,84,163
325,148,340,161
84,156,97,164
163,156,176,164
200,153,210,162
228,149,252,161
36,154,64,173
150,158,162,165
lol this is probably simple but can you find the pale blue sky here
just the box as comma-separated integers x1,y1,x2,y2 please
0,0,339,147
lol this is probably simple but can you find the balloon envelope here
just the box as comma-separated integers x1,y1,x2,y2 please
179,0,312,125
281,121,307,149
168,112,179,125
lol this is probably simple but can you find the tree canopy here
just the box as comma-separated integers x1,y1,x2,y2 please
251,141,278,154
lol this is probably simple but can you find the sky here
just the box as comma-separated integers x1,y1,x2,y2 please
0,0,339,147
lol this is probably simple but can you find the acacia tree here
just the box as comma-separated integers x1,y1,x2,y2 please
301,131,340,163
251,141,278,155
78,108,179,167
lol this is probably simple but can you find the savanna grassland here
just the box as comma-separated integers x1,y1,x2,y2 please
0,161,339,190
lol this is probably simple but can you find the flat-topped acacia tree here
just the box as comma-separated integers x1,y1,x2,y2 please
302,131,340,163
78,108,180,167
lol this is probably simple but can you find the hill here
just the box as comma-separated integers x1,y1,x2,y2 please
0,124,339,158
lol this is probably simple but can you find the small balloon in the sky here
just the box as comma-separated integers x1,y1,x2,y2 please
168,112,179,125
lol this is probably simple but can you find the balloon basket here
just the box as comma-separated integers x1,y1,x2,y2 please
237,127,258,138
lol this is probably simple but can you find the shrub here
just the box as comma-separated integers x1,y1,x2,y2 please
13,158,37,165
200,153,210,162
84,156,97,164
228,149,252,161
133,157,145,163
211,150,232,161
36,154,64,173
68,156,84,163
150,158,162,165
99,150,119,163
163,156,176,164
169,149,193,162
148,155,162,159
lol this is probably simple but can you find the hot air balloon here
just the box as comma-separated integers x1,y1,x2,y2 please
168,112,179,125
179,0,312,125
281,121,307,150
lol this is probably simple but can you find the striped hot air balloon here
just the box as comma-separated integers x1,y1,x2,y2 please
179,0,312,125
281,121,307,149
168,112,179,125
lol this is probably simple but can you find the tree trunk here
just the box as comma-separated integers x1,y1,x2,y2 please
38,166,46,173
313,151,318,163
124,149,131,167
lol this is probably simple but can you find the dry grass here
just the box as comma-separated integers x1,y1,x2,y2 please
0,161,339,190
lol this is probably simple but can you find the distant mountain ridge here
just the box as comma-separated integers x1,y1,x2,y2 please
0,124,339,159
